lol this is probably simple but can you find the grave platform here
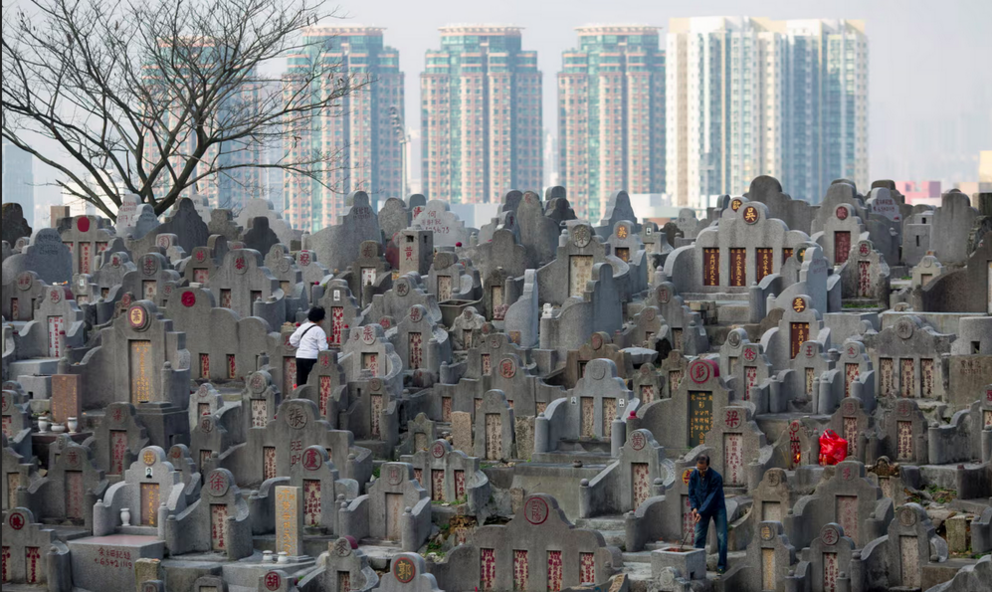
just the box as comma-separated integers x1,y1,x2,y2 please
220,553,315,590
8,357,60,379
251,532,336,559
68,534,165,592
37,523,92,542
355,540,406,570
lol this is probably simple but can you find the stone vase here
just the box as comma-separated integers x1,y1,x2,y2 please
121,507,131,527
38,417,50,433
67,417,78,434
52,423,66,434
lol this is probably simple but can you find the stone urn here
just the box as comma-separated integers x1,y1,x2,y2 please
38,416,50,433
51,423,67,434
67,417,79,434
121,507,132,527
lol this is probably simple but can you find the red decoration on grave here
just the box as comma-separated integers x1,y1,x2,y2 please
9,511,25,530
524,497,549,525
181,291,196,308
302,447,322,471
689,360,712,384
836,206,849,220
77,217,90,232
725,409,742,429
630,431,646,451
393,557,416,583
264,572,281,591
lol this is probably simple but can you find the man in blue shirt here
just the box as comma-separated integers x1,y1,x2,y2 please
688,454,728,574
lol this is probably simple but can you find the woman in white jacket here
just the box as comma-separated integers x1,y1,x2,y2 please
289,306,328,388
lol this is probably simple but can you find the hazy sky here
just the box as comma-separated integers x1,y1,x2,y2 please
9,0,992,209
346,0,992,185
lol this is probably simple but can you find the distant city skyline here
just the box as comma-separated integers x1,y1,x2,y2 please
9,0,991,213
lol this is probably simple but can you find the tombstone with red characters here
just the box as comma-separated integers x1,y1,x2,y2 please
165,468,253,559
702,405,771,490
628,358,734,457
33,435,108,528
2,270,47,322
0,508,71,588
57,215,115,276
287,445,352,535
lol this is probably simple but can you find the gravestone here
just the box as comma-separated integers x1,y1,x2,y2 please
243,217,281,257
1,202,32,246
379,198,412,242
58,215,116,275
87,402,150,477
879,399,929,465
411,200,473,248
628,359,731,455
305,192,382,274
2,228,73,286
406,439,490,512
209,248,285,327
427,494,616,592
2,270,46,321
92,446,188,535
805,523,855,592
164,468,253,559
869,316,951,400
35,435,108,527
275,485,304,557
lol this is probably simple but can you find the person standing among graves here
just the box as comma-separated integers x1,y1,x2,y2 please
289,306,328,388
689,454,728,574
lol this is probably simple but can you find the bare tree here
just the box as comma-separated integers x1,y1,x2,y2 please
2,0,369,220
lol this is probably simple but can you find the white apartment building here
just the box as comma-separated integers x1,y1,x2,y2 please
666,17,868,208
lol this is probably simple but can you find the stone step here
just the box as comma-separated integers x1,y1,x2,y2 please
621,551,654,564
620,561,654,592
574,516,627,531
599,529,627,547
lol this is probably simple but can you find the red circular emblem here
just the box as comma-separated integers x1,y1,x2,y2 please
822,526,838,546
50,288,62,303
128,305,147,330
195,250,206,262
431,442,445,458
524,497,549,525
77,217,91,233
500,358,516,379
689,360,711,384
859,243,870,257
393,557,416,583
409,307,422,323
731,198,743,212
631,431,646,451
264,571,281,591
207,470,230,497
836,206,849,220
682,468,692,485
181,291,196,308
9,512,25,530
743,205,760,225
302,447,323,471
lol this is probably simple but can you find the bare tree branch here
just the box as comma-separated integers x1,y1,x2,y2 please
2,0,370,221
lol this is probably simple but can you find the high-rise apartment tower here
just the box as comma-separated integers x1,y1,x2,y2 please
558,25,665,220
421,26,542,204
284,26,404,231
